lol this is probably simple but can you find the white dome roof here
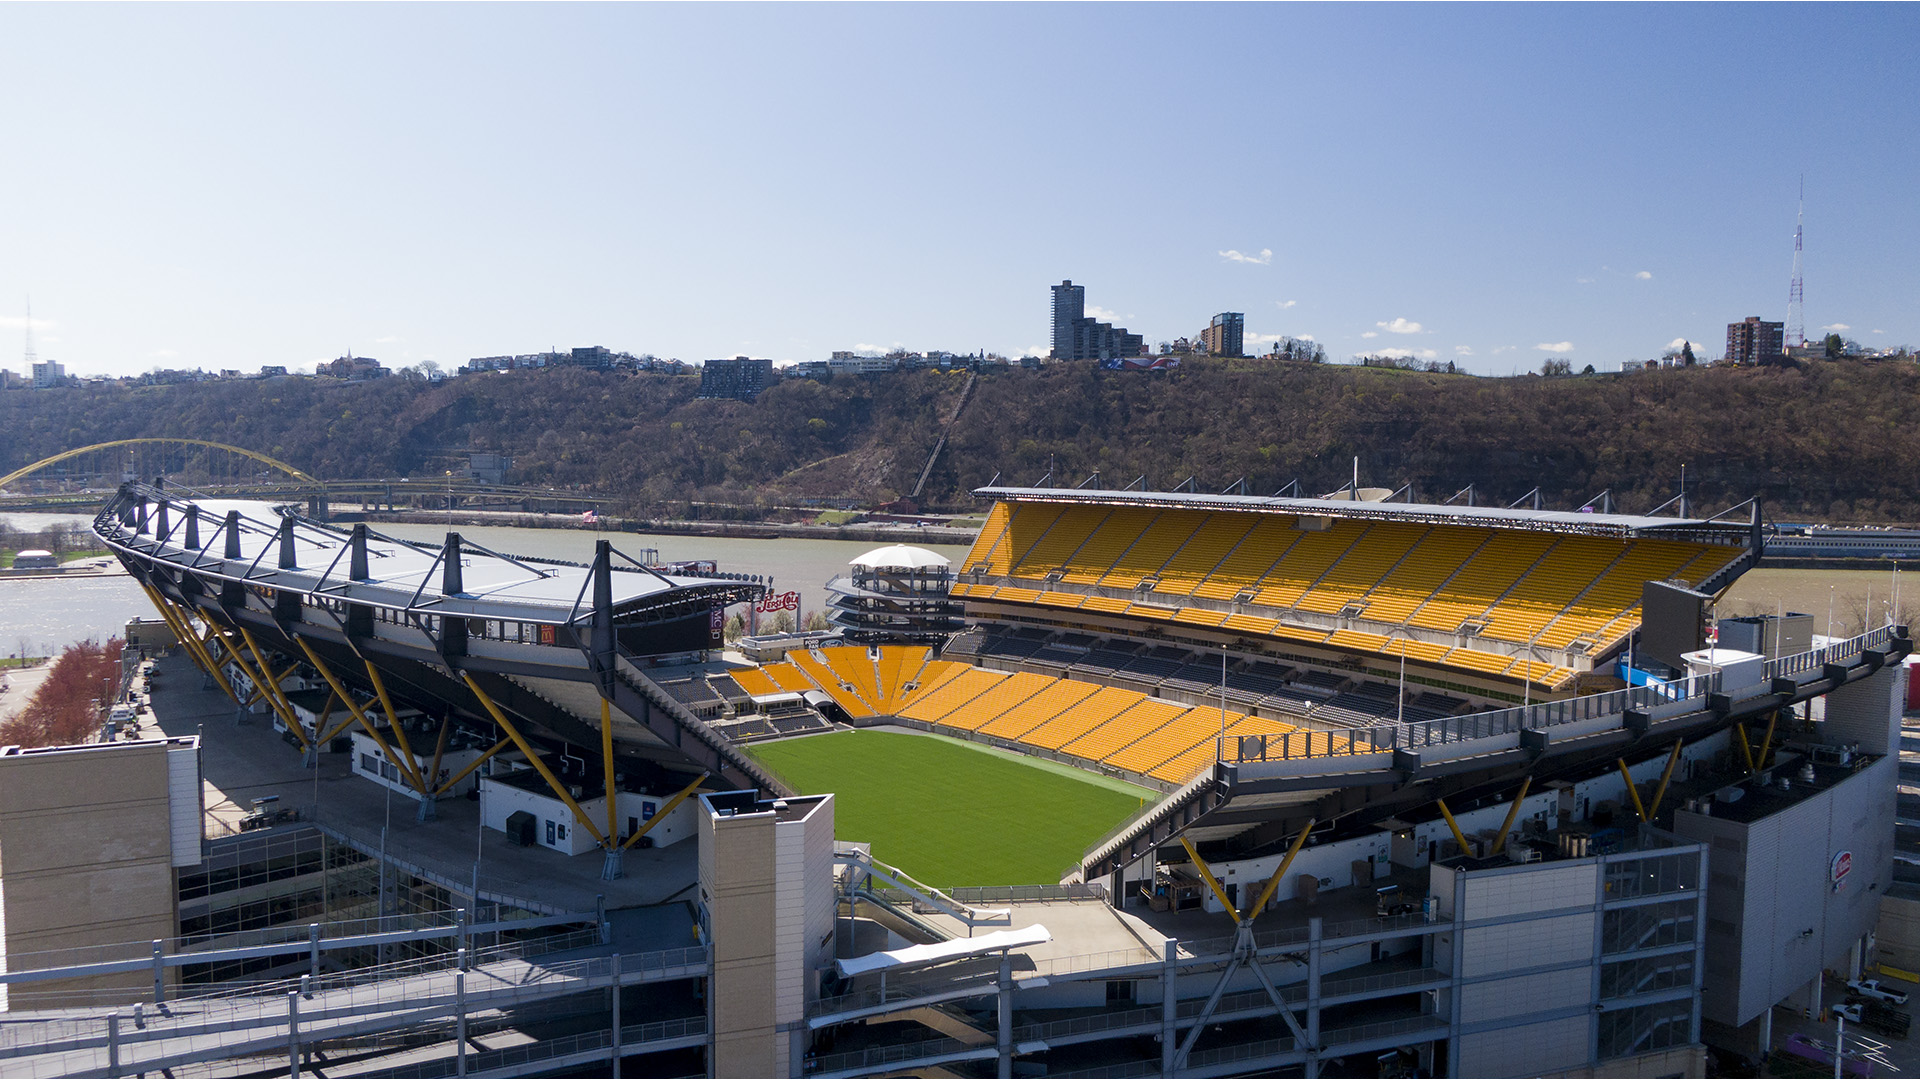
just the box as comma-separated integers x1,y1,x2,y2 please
850,544,951,570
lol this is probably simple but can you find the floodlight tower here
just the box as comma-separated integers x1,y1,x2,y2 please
1786,179,1805,349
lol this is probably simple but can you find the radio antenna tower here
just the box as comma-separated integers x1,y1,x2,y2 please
1786,178,1805,348
20,296,37,372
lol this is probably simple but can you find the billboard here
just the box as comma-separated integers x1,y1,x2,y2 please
1640,579,1712,672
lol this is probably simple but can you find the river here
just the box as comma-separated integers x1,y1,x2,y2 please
4,508,1908,658
0,511,974,656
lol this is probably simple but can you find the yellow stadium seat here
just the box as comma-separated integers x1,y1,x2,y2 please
1062,699,1187,762
1100,511,1211,590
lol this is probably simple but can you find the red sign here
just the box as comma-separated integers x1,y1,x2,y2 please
1832,850,1853,890
755,591,800,614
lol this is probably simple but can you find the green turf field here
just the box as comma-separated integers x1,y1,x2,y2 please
747,729,1153,888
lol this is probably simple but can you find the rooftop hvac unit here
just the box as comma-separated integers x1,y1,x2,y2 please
1507,844,1542,864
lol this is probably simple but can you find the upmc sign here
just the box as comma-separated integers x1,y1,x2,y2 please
1832,850,1854,892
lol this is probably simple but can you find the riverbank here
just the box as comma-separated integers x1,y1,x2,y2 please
343,508,981,546
0,557,126,582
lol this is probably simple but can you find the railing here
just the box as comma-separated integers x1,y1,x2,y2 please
1218,625,1904,770
807,1034,979,1075
381,1015,708,1078
0,946,711,1070
1323,1012,1450,1046
1765,624,1898,678
614,657,790,794
948,883,1108,904
1083,768,1220,862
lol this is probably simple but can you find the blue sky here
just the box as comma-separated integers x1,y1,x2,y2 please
1,3,1914,378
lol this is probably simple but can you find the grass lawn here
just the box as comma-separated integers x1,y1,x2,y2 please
748,729,1153,888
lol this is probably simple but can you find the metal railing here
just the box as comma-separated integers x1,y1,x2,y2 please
1220,625,1902,769
0,946,712,1072
381,1015,708,1078
807,1034,980,1075
1765,624,1898,678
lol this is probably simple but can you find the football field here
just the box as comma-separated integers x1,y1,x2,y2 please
748,729,1153,888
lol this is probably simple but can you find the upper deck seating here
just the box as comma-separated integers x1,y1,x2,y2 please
1099,512,1210,590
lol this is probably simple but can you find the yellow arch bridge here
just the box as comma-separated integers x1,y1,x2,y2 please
0,439,605,513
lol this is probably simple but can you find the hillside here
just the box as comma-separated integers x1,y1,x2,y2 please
3,359,1918,522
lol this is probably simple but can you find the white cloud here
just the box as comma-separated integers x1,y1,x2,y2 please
151,349,178,360
1820,323,1851,332
0,315,55,332
1377,317,1424,335
1453,345,1474,356
374,335,403,344
1022,344,1047,358
1534,341,1575,354
1087,305,1123,322
1492,345,1515,355
1296,334,1315,342
1360,331,1379,339
1576,276,1596,284
1376,348,1439,361
1274,299,1297,310
1218,248,1273,265
1245,332,1288,345
1634,270,1653,280
852,342,905,354
1873,329,1886,335
1664,337,1709,353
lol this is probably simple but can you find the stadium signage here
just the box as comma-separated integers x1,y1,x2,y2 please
1833,849,1853,891
756,591,801,614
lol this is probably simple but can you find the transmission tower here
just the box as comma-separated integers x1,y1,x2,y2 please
1786,178,1805,348
21,296,36,371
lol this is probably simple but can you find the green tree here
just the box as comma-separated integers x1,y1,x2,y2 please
1824,333,1846,359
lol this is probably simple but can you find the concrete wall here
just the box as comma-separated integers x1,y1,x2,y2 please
348,731,484,801
1823,664,1902,756
1875,892,1920,973
477,777,700,856
700,793,835,1078
0,740,194,1008
701,801,778,1078
1676,751,1894,1027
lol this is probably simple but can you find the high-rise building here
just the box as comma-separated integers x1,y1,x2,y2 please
1725,317,1785,365
30,360,64,389
1050,280,1085,359
1201,312,1244,358
698,356,776,400
1048,280,1144,362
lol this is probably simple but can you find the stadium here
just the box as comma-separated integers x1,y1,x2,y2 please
0,478,1910,1079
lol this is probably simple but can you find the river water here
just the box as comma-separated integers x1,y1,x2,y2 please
0,511,974,656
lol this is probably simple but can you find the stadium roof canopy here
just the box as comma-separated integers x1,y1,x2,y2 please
974,486,1752,541
98,496,755,625
850,544,951,570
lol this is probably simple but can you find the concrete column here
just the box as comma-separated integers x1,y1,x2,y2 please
997,951,1014,1079
287,991,300,1078
455,958,468,1077
1304,917,1323,1078
610,952,623,1079
1161,939,1178,1077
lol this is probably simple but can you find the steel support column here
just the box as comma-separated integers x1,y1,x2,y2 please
461,672,607,844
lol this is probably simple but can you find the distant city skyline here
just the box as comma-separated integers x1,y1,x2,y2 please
1,4,1915,379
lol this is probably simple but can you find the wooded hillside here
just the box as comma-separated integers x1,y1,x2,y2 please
3,358,1917,523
